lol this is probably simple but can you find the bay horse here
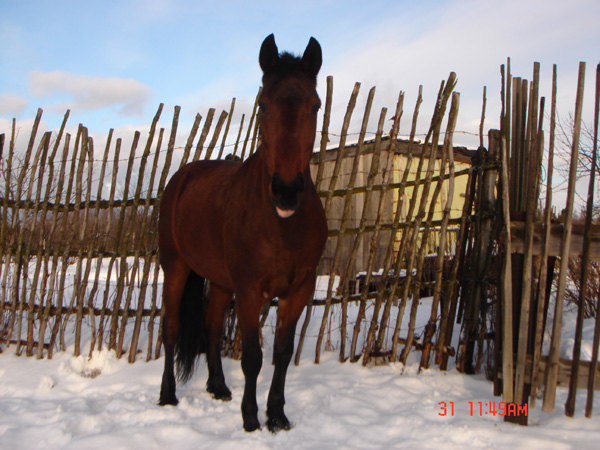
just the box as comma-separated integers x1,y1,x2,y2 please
158,34,327,433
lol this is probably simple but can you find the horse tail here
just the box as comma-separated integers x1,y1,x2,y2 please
174,270,209,383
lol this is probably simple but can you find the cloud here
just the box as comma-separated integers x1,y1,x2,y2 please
29,70,153,116
0,93,28,117
318,0,599,148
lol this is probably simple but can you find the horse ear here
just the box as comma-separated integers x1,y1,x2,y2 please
259,33,279,73
302,37,322,77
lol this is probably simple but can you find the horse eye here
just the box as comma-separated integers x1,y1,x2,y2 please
259,102,267,114
311,103,320,114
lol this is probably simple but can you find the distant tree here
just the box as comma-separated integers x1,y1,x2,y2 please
553,110,599,317
554,114,599,218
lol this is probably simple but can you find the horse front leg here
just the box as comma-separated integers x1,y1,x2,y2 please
235,292,264,431
267,273,316,432
205,283,233,401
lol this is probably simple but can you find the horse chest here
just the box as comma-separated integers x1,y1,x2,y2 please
225,219,321,296
259,253,314,300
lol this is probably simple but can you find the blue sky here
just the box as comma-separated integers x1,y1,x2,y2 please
1,0,599,150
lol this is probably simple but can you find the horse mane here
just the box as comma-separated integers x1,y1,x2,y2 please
263,51,316,81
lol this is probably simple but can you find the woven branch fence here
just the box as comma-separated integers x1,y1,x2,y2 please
2,61,599,424
0,73,483,371
456,60,600,423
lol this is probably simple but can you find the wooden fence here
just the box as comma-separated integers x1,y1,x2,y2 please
0,73,479,371
459,61,600,424
3,62,599,423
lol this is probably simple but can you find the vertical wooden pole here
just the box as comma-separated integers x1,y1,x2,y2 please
499,132,514,404
179,113,202,169
349,91,404,362
204,110,229,160
391,74,456,363
193,108,215,161
311,82,360,363
96,136,121,352
240,88,261,161
530,67,557,409
217,98,236,160
127,107,164,362
74,134,94,356
24,132,51,355
585,63,600,418
377,86,431,356
513,65,542,408
5,109,42,351
420,91,459,370
543,61,586,412
339,103,387,362
48,129,77,358
146,127,165,361
87,130,113,358
362,86,421,363
0,123,14,339
295,76,333,365
56,125,84,352
315,83,366,364
154,107,180,359
13,124,47,355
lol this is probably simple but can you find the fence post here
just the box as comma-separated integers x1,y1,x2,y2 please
457,132,498,374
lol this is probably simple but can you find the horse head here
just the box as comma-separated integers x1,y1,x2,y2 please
258,34,322,219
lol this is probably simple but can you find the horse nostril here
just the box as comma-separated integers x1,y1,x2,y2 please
293,172,305,193
271,172,304,196
271,173,284,197
270,172,305,215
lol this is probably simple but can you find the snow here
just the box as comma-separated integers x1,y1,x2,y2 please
2,337,600,449
3,266,600,448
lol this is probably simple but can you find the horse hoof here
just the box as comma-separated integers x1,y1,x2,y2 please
158,391,179,406
267,415,292,433
207,385,232,402
243,419,261,432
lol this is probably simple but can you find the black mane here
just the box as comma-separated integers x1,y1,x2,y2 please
263,51,314,81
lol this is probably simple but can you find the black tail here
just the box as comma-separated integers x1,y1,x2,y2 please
174,271,209,383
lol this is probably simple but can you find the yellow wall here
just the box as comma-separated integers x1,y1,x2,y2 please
392,154,470,254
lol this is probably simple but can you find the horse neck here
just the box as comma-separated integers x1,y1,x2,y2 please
237,148,271,201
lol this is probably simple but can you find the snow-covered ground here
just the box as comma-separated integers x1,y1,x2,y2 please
2,263,600,449
2,331,600,449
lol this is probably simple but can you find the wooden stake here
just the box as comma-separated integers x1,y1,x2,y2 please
193,108,215,161
217,98,236,160
543,61,586,412
530,66,557,408
371,86,423,358
339,102,387,362
585,62,600,418
420,91,459,370
315,82,365,364
295,76,333,365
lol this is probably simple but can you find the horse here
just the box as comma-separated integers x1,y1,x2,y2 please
158,34,327,433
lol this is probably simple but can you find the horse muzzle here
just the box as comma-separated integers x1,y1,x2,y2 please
270,172,305,219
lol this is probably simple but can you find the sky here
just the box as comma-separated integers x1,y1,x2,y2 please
0,0,599,151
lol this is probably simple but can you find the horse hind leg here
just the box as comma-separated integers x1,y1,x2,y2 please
159,264,190,406
205,283,233,401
